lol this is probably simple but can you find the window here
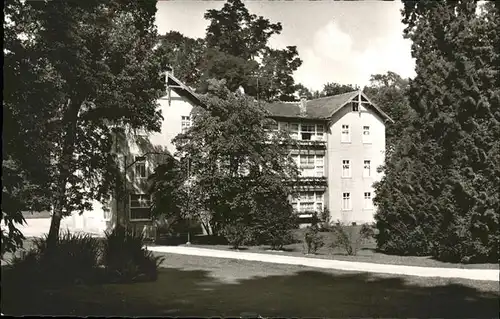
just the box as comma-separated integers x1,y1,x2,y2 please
279,122,288,131
135,157,147,179
181,116,191,133
292,191,324,213
130,194,151,220
364,192,372,209
316,124,324,141
363,160,371,178
299,202,314,212
341,124,350,143
301,124,314,141
342,160,351,178
363,125,371,143
290,123,299,140
264,121,279,132
352,102,359,112
342,193,351,210
297,154,323,177
315,156,324,177
300,155,315,168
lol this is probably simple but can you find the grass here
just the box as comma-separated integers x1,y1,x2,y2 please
181,230,500,270
2,253,499,317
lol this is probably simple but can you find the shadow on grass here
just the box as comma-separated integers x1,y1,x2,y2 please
2,264,499,318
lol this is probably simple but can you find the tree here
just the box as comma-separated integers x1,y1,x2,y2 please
172,79,299,241
363,71,414,155
158,0,302,101
3,0,61,254
295,83,313,100
204,0,282,60
374,0,499,262
158,31,205,88
4,0,165,250
250,46,303,101
320,82,358,97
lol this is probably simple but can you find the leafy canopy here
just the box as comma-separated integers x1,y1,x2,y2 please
2,0,165,250
170,79,300,239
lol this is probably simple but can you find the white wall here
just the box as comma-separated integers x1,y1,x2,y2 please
149,92,195,156
327,102,386,224
9,200,108,238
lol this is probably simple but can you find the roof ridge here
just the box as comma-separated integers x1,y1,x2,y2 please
306,90,360,103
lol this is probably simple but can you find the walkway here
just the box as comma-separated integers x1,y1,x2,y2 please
147,245,499,282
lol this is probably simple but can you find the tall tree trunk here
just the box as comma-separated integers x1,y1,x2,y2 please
46,99,81,250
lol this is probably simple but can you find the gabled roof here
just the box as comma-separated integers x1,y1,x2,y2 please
264,91,359,120
166,73,204,107
264,90,394,123
164,75,394,123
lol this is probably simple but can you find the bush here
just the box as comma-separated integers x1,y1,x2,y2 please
102,226,165,283
304,213,324,254
330,222,375,256
9,231,101,286
375,221,432,256
319,208,331,231
223,223,253,250
253,208,298,250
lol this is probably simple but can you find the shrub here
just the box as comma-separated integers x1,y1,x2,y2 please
223,223,253,250
330,222,375,256
9,231,101,286
375,221,432,256
319,208,331,231
303,213,324,254
102,226,165,283
253,208,298,250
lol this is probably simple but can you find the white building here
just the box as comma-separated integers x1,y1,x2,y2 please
155,75,393,225
15,72,392,238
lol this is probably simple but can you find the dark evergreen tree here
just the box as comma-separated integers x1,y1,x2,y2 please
374,0,499,263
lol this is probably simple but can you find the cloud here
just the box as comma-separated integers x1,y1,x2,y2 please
313,21,353,62
294,20,415,91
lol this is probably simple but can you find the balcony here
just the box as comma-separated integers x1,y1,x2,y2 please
295,139,326,148
297,176,327,185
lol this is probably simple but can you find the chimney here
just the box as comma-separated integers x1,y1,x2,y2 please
299,95,307,116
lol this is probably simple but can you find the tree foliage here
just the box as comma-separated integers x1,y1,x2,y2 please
364,71,414,155
158,0,302,101
3,0,165,250
321,82,359,97
374,0,500,263
171,79,299,242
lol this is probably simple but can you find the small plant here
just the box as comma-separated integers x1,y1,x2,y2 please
253,207,298,251
223,223,252,250
9,231,101,286
102,226,165,283
330,221,375,256
319,207,331,231
304,213,324,254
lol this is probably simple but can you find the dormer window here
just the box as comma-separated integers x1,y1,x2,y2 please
352,102,359,112
301,124,315,140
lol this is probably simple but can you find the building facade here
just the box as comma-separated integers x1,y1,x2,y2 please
265,92,393,224
150,75,393,225
55,73,392,237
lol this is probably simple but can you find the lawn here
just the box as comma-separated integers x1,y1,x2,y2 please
182,230,500,270
2,253,499,317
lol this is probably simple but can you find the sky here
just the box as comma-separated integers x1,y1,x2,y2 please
155,0,416,92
